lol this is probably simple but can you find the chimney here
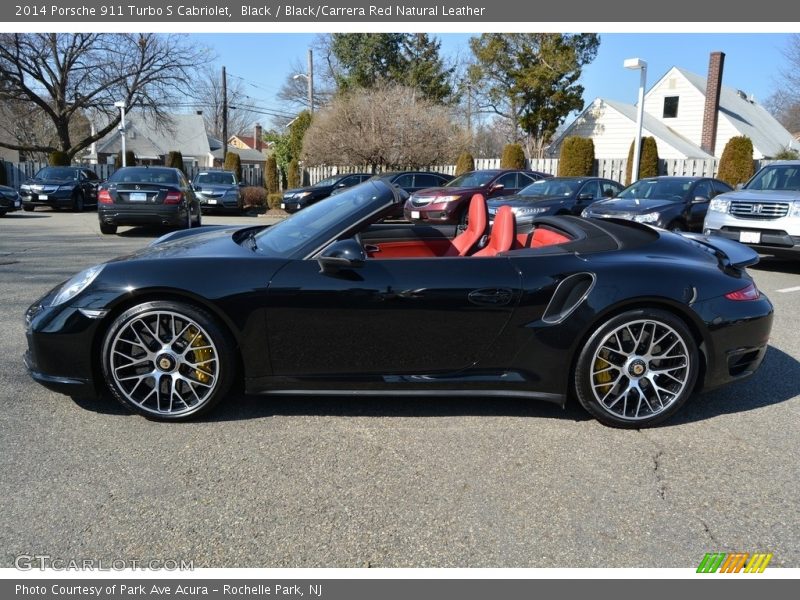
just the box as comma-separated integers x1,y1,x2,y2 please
701,51,725,155
254,123,263,152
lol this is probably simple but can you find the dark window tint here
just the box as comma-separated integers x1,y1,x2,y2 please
339,175,363,187
601,180,623,197
412,174,442,188
712,179,733,195
579,180,600,198
495,172,519,189
393,174,415,188
693,180,712,200
663,96,679,118
517,173,536,187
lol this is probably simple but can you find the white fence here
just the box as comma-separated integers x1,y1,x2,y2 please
3,157,773,190
1,161,264,189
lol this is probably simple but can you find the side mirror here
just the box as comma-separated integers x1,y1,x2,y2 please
735,183,744,191
336,182,347,188
578,193,594,201
318,239,366,274
238,181,246,187
692,195,709,204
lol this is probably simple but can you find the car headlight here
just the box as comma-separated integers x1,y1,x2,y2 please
633,212,660,224
50,264,105,306
790,200,800,218
709,198,730,213
514,206,548,216
295,191,312,199
224,189,238,197
433,195,461,204
581,208,592,218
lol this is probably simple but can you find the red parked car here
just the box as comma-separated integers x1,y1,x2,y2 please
404,169,551,225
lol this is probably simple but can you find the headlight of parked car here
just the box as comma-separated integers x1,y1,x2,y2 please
790,200,800,218
633,212,660,224
581,208,592,218
709,198,730,213
514,206,548,216
434,195,461,204
295,191,312,199
50,264,105,307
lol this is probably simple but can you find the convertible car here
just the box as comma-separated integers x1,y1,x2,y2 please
24,180,773,427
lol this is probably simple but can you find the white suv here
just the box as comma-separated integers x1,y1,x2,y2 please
704,161,800,257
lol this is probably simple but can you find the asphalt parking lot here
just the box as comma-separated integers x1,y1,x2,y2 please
1,208,798,569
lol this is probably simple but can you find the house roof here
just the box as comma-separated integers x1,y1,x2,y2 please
674,67,795,157
211,146,266,163
231,134,256,148
94,113,211,159
602,99,713,159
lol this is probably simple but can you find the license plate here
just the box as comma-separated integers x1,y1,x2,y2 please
411,210,420,219
295,204,301,210
206,199,217,205
14,200,20,207
129,192,147,202
739,231,761,244
38,194,48,200
280,203,285,209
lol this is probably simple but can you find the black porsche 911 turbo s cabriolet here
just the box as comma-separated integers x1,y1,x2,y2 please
24,180,773,427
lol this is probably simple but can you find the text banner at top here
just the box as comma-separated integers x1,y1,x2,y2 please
4,0,800,23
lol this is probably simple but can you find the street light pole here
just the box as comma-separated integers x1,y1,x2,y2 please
114,101,127,167
293,49,314,113
624,58,648,183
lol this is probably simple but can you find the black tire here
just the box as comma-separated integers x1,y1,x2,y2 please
72,191,84,212
22,204,34,212
668,220,686,232
194,205,202,227
0,210,6,217
183,206,192,229
100,300,235,420
574,308,699,428
99,222,117,235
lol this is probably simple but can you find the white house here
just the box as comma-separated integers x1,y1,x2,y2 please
549,52,796,160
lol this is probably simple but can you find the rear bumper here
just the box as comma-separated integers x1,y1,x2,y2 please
98,204,187,227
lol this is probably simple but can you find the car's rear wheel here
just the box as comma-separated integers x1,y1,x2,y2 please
574,308,698,428
193,206,202,227
99,222,117,235
183,206,192,229
72,191,84,212
101,301,234,420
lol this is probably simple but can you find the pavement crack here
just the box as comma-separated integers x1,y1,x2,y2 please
699,519,720,545
652,449,667,500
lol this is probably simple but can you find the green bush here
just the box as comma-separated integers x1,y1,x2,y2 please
625,137,660,184
267,192,284,210
0,161,7,186
287,159,301,189
773,146,799,160
500,143,526,169
241,186,267,209
265,155,279,193
558,137,595,176
455,152,475,176
48,151,70,166
113,150,137,169
223,152,242,181
165,150,185,173
717,136,755,186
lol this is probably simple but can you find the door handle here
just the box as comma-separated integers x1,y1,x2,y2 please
468,288,513,306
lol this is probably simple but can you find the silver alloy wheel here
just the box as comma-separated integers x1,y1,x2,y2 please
108,310,219,416
589,319,690,421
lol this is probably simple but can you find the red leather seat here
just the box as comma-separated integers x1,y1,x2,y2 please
473,206,516,257
530,227,571,248
444,193,488,256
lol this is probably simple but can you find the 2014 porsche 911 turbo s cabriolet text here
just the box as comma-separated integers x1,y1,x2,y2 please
24,180,773,427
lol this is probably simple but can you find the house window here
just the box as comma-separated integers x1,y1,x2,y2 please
663,96,679,118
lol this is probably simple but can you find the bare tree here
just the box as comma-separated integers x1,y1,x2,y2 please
766,34,800,134
0,33,209,160
302,84,464,169
276,57,335,115
192,68,257,140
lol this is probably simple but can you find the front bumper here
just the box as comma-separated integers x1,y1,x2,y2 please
98,204,188,227
281,197,314,213
403,201,462,224
0,195,21,213
198,194,241,213
21,189,73,207
704,210,800,255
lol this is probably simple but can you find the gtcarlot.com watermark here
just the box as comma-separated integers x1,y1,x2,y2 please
15,554,193,571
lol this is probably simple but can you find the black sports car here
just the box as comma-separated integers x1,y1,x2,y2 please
19,166,100,212
25,180,773,427
582,176,733,231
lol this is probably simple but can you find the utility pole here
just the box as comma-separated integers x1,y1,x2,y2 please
466,80,472,139
222,65,228,166
307,49,314,113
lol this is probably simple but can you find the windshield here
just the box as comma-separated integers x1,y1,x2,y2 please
109,168,179,185
518,179,581,198
35,167,79,180
194,172,235,185
313,176,342,188
446,171,498,188
617,179,691,201
255,181,394,257
746,165,800,191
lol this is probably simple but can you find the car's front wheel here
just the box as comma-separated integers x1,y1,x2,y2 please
101,301,234,420
72,191,84,212
23,204,34,212
574,308,699,428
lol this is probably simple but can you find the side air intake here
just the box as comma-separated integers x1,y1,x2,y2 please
542,273,596,324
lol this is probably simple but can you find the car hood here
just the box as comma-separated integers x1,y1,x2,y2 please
194,184,236,193
487,195,565,209
25,177,75,186
109,226,265,263
588,198,678,213
284,186,331,196
414,186,478,197
718,189,800,202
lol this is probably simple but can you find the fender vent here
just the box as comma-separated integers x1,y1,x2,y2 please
542,272,596,324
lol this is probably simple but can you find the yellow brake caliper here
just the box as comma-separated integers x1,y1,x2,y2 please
185,326,213,384
593,351,613,395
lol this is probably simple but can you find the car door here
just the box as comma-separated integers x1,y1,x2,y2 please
265,254,522,377
688,180,713,230
573,180,601,214
491,172,521,198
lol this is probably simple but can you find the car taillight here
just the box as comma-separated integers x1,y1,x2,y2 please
725,282,760,301
164,192,183,204
98,190,112,204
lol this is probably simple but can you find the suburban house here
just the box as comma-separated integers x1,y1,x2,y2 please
85,112,214,168
209,135,268,168
549,52,797,160
228,124,268,156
